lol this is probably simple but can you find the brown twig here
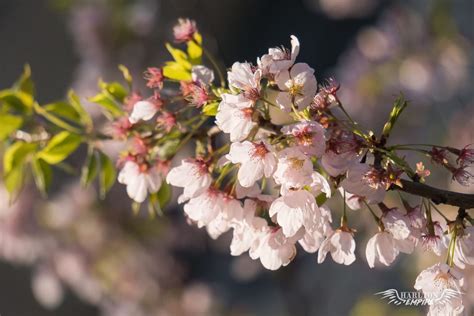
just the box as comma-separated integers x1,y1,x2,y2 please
390,179,474,209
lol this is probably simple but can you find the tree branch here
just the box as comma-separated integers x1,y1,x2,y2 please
390,179,474,209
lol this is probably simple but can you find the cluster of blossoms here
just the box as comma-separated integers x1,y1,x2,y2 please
1,16,471,315
108,20,474,315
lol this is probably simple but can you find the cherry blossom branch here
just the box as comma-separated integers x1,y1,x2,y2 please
391,179,474,209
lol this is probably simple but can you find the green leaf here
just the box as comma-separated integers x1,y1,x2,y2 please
118,64,133,88
31,158,52,196
163,62,192,81
89,92,124,120
44,101,81,123
382,94,409,139
187,40,202,65
315,192,328,207
68,90,93,129
202,101,219,116
99,80,128,102
13,64,35,96
80,147,98,188
148,182,171,216
3,141,37,195
193,31,202,45
0,114,23,140
37,131,82,164
156,182,171,209
0,89,34,112
165,43,192,70
33,102,83,134
98,151,116,199
3,141,37,173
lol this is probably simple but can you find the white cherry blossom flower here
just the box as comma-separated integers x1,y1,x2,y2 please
309,172,332,198
183,189,223,227
421,221,448,256
381,208,415,254
414,263,465,316
227,141,277,187
318,229,356,265
269,189,321,237
227,62,262,92
275,63,317,111
206,195,244,239
338,188,363,210
230,199,268,256
453,226,474,269
250,227,300,271
166,158,212,203
366,231,399,268
273,147,313,190
118,161,162,203
215,93,256,142
341,163,386,205
281,121,326,157
321,150,358,177
129,100,160,124
191,65,214,85
258,35,300,74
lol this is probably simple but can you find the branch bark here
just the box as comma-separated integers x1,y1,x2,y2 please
390,179,474,209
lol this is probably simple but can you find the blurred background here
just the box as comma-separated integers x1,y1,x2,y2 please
0,0,473,315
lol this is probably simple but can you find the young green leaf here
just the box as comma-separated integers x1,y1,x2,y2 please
13,64,35,96
31,158,52,196
43,101,81,123
187,40,202,65
165,43,192,70
382,94,408,139
0,114,23,141
33,102,83,134
3,141,37,173
202,101,219,116
98,80,128,102
37,131,82,164
163,62,192,81
98,151,116,199
68,90,93,129
118,64,133,89
0,89,34,112
80,147,98,188
89,93,124,120
3,141,37,196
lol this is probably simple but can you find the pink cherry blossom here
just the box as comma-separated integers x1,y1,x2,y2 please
453,226,474,269
275,63,317,111
341,163,386,205
365,231,399,268
191,65,215,86
118,161,162,203
250,227,300,271
129,100,161,124
166,158,211,202
281,121,326,157
273,147,313,190
318,229,356,265
269,189,320,237
206,195,244,240
258,35,300,75
173,18,197,43
321,150,358,177
215,93,256,142
227,141,277,187
183,189,223,227
414,263,465,315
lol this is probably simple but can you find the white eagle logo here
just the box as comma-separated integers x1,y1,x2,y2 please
375,288,462,306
